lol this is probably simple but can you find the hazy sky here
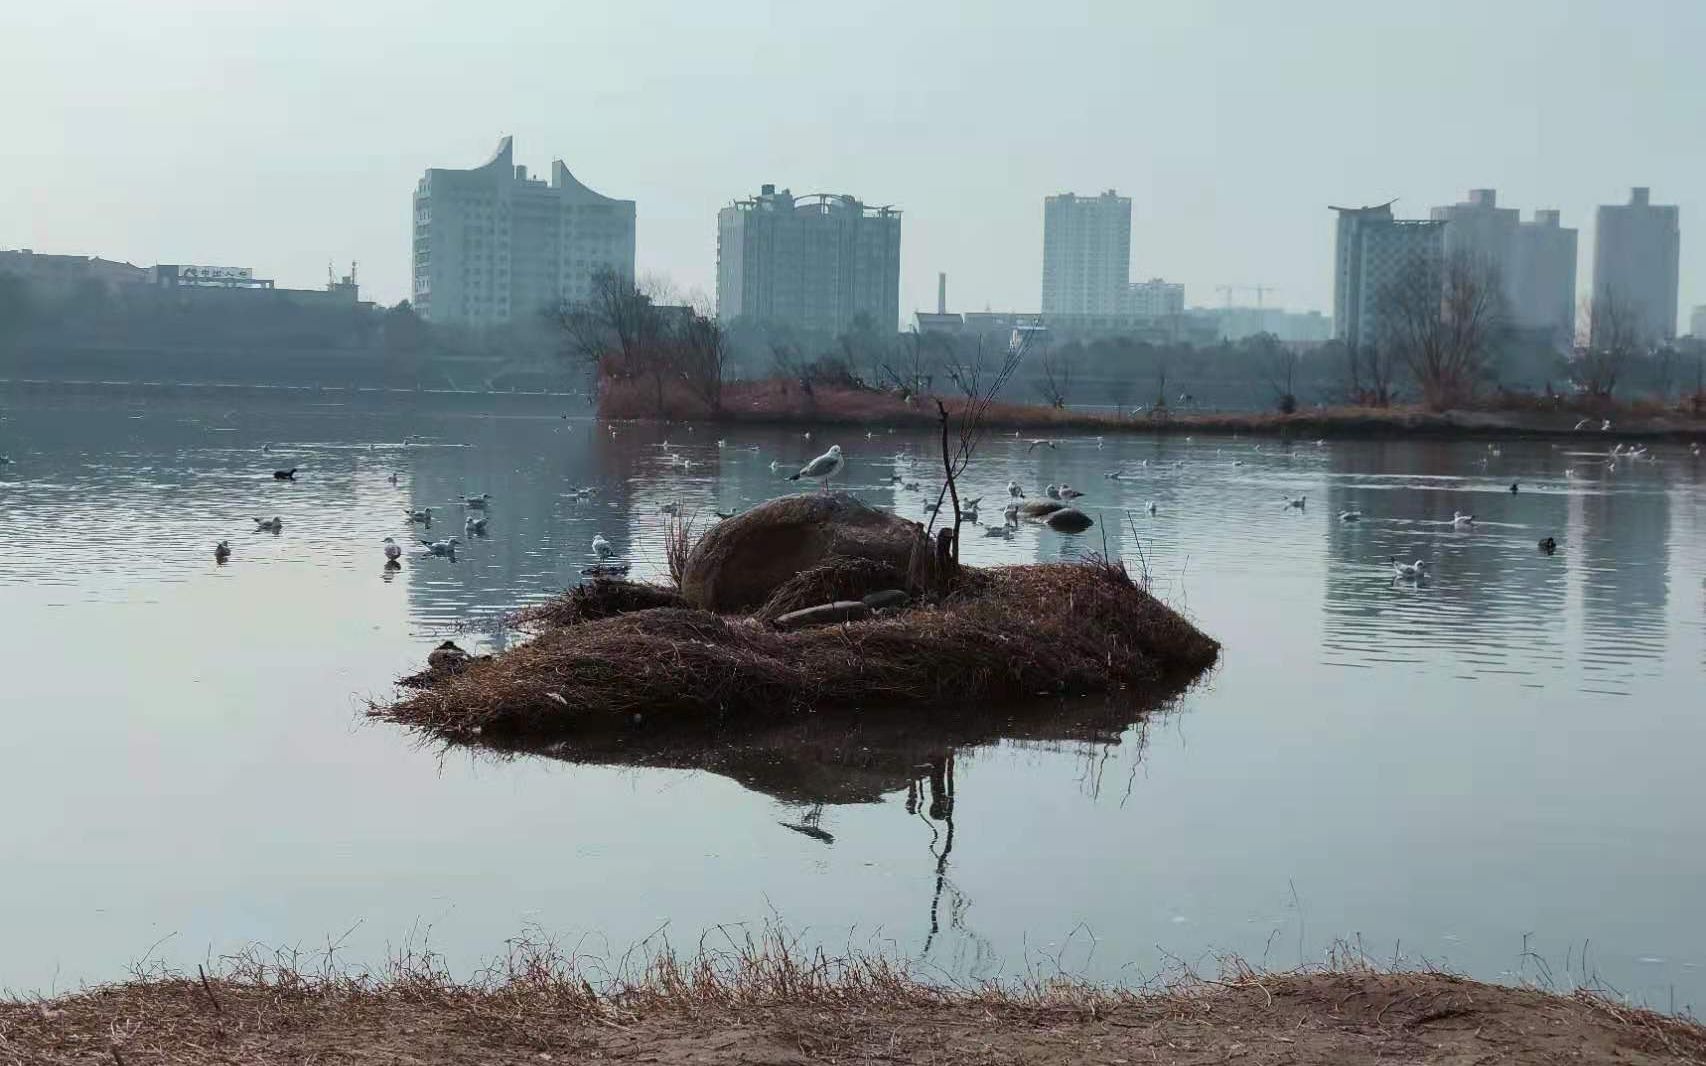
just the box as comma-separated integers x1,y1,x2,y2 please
4,0,1701,326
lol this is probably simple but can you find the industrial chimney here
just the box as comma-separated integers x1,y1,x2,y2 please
937,272,947,315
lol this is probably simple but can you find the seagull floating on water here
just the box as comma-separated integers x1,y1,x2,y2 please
462,493,491,509
1025,438,1058,453
1338,510,1362,522
465,515,488,536
405,507,432,524
1058,484,1084,500
592,533,614,559
1284,495,1307,509
387,472,399,486
1452,511,1475,528
788,444,845,491
421,537,460,557
253,516,283,534
383,537,402,562
1146,501,1159,516
1391,557,1428,580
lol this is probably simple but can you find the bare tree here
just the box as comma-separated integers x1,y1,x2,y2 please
1378,250,1503,409
1575,286,1643,398
1035,342,1074,408
876,330,934,401
1337,339,1397,407
558,269,672,416
928,334,1031,566
1247,332,1297,413
673,307,728,415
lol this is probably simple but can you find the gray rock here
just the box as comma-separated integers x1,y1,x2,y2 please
773,600,872,630
1043,507,1094,533
860,588,910,610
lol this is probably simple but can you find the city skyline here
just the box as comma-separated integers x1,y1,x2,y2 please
3,1,1701,329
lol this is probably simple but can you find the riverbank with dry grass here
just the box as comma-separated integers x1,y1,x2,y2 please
602,375,1706,442
7,937,1703,1064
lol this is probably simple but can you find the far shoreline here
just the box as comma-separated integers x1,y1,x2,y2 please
604,378,1706,443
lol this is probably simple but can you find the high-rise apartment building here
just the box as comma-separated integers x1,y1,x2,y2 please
411,136,636,326
1592,187,1680,344
1511,210,1577,343
1041,191,1131,316
1331,202,1445,352
715,184,901,333
1691,305,1706,339
1429,189,1577,344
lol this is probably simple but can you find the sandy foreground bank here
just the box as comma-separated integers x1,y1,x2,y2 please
7,968,1703,1064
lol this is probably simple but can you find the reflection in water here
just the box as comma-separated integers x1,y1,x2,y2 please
1,389,1704,1009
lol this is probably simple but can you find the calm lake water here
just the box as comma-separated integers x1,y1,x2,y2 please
2,389,1703,1010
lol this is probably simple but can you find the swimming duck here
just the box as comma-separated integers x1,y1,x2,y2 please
387,472,399,486
273,467,297,481
253,516,283,534
1285,495,1307,509
214,540,231,563
1538,536,1557,555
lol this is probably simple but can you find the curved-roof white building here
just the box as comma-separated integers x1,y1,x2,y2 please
412,136,636,325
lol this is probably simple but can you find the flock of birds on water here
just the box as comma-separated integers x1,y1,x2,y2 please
6,420,1696,586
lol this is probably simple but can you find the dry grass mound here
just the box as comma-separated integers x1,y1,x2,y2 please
753,556,909,622
374,561,1219,743
513,579,685,629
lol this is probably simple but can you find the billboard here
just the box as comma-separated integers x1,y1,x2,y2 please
177,265,253,281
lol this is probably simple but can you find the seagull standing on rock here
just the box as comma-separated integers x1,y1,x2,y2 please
788,444,844,491
1007,480,1025,498
592,533,615,560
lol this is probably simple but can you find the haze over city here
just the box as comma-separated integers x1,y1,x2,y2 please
3,0,1701,324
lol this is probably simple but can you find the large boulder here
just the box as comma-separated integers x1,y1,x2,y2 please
681,493,922,612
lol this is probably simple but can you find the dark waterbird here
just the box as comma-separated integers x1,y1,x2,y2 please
1510,482,1519,494
273,467,297,481
1539,536,1557,555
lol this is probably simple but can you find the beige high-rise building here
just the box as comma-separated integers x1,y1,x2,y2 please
715,184,901,333
1331,202,1445,352
1041,190,1131,316
411,137,635,326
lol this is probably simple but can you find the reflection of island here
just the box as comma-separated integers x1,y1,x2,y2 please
465,692,1168,806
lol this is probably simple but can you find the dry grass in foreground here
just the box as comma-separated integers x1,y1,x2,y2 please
6,934,1704,1065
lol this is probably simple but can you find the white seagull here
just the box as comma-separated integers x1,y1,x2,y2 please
462,493,492,509
421,537,460,557
1007,480,1025,498
1391,557,1428,580
1452,511,1475,529
1146,501,1158,516
253,516,283,534
1045,484,1061,500
592,533,614,559
405,507,432,524
1284,495,1307,509
788,444,845,491
1026,438,1058,453
465,515,488,536
1338,510,1362,522
1058,484,1084,500
383,537,403,561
